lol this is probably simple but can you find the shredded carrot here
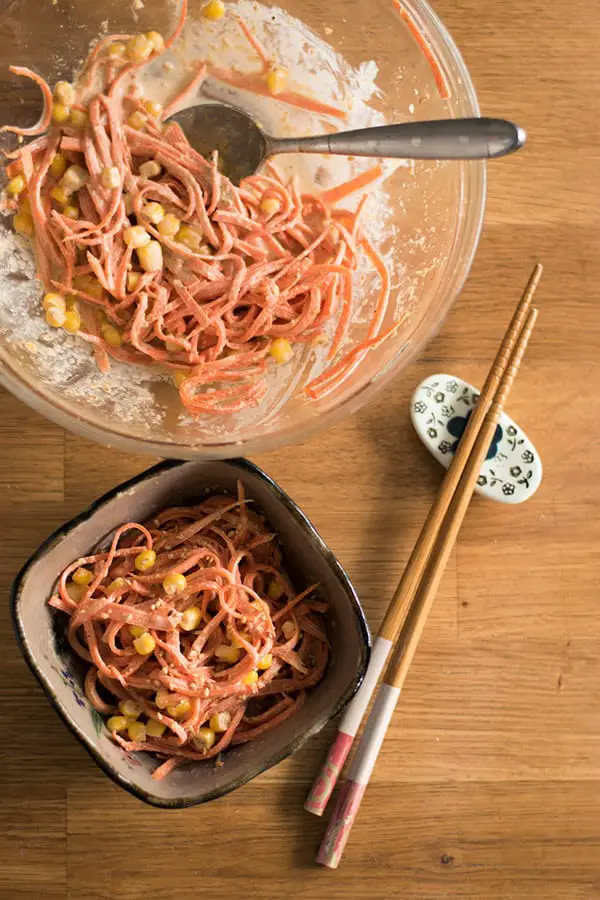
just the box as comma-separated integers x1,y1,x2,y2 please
2,1,396,417
207,67,348,121
165,0,188,48
305,317,406,400
0,66,53,137
392,1,450,100
48,483,328,780
305,234,398,398
214,13,348,120
4,160,23,179
320,164,384,205
160,63,207,122
234,15,271,71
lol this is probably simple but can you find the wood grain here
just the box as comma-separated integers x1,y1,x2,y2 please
2,0,600,896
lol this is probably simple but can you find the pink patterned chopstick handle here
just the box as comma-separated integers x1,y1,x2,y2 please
304,731,353,815
316,778,366,868
305,637,393,816
317,682,401,868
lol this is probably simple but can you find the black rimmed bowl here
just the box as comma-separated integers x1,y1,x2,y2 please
11,459,370,808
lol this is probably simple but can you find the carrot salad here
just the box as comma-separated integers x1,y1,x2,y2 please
1,0,395,413
49,483,329,780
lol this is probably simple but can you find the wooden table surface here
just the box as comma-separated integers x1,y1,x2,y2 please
2,1,600,897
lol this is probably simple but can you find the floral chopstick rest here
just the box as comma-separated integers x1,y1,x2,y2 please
410,373,542,505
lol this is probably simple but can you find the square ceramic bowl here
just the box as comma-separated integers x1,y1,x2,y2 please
11,459,370,808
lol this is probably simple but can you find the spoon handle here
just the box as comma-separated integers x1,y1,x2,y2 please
268,118,525,161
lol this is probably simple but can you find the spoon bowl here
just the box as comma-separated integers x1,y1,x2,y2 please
169,104,268,185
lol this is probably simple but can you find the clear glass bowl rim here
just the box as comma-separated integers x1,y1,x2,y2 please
0,0,486,459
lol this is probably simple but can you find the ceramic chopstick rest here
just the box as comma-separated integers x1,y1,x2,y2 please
410,373,542,504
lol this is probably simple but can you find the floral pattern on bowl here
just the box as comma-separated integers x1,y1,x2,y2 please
410,373,542,505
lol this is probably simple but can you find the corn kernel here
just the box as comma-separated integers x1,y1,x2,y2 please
193,727,216,750
126,34,153,63
269,337,293,364
202,0,225,20
72,566,93,585
102,324,123,347
126,271,141,292
66,581,85,602
50,152,67,178
70,108,89,129
82,275,103,299
45,305,66,328
260,196,280,216
176,224,203,250
173,370,188,388
128,111,148,130
266,67,287,96
128,624,145,638
137,239,163,272
61,165,88,192
63,310,81,333
243,669,259,686
139,160,162,179
162,572,187,595
155,690,171,709
127,720,147,742
258,653,273,670
133,632,156,655
167,698,192,719
63,205,79,219
215,644,241,664
267,579,283,600
134,548,156,570
209,711,231,733
54,81,75,106
157,213,181,237
42,292,65,312
142,201,164,224
146,718,166,738
107,715,129,732
100,166,120,189
50,185,71,206
145,31,165,53
107,577,127,593
6,175,26,196
107,42,126,58
230,631,249,649
52,102,71,123
123,225,150,248
144,99,163,118
13,210,33,236
119,699,142,719
20,197,31,214
180,605,202,631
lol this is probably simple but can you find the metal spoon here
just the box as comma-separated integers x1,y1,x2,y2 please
168,103,526,184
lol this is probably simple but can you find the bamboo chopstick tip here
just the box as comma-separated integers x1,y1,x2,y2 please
527,262,543,290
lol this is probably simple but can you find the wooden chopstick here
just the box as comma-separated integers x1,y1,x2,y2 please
305,264,543,816
316,306,539,869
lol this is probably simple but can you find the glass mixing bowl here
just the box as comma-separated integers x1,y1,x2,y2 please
0,0,484,458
